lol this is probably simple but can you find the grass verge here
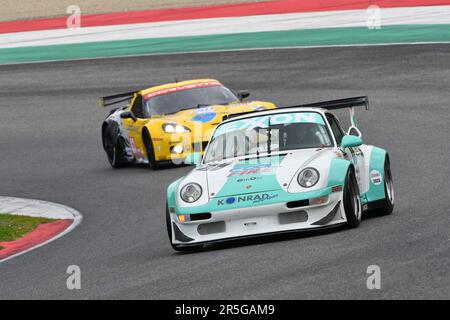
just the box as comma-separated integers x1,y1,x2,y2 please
0,213,56,249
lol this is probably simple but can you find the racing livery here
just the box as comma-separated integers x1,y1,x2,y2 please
100,79,276,168
166,97,394,251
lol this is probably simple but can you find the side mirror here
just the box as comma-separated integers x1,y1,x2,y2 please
184,152,202,166
120,111,137,122
341,135,363,148
236,90,250,101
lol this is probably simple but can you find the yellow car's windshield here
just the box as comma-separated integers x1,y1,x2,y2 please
144,85,238,116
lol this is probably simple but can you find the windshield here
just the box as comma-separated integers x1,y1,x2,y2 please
204,112,333,163
143,84,238,116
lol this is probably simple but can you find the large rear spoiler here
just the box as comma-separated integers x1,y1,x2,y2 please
288,96,369,137
285,96,369,111
98,90,137,108
224,96,369,121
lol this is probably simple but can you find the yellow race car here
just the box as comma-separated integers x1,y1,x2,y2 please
100,79,276,169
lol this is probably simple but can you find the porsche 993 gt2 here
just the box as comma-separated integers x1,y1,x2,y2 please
166,96,394,251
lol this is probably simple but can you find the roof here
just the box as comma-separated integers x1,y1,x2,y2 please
139,78,222,97
221,107,328,125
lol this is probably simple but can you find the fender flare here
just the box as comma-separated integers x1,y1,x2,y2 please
167,178,184,210
327,158,354,188
365,147,388,203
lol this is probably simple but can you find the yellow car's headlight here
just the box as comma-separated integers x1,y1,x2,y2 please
162,123,191,134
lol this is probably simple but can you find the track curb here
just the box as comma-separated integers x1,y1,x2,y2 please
0,197,82,264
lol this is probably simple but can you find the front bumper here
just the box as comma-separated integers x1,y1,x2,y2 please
152,137,207,163
169,191,346,246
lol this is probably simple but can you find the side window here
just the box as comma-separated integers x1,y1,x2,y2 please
131,95,144,118
326,113,345,146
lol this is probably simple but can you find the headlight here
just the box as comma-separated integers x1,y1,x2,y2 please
163,123,190,133
297,168,320,188
180,183,202,203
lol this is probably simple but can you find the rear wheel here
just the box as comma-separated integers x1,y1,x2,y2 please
343,168,362,228
376,158,395,215
166,204,203,252
143,130,158,170
103,126,125,168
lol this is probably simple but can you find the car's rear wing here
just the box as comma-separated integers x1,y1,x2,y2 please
225,96,368,121
286,96,369,111
98,91,137,108
288,96,369,137
225,96,369,137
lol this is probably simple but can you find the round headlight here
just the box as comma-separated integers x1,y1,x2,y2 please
297,168,320,188
163,124,175,133
175,124,186,133
180,183,202,203
163,123,190,133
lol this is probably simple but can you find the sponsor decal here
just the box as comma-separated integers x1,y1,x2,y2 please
144,81,221,100
192,112,216,123
129,137,144,158
196,162,231,171
370,170,383,185
236,176,263,183
227,164,274,177
215,112,325,136
217,193,279,206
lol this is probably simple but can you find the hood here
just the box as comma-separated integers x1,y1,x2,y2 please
204,149,328,198
161,101,271,127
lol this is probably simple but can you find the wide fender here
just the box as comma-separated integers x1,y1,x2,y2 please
364,146,388,203
327,158,353,188
167,178,183,209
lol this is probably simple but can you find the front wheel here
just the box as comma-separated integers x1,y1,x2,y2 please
343,168,362,228
143,130,158,170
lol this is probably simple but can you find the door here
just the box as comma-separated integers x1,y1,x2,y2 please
326,113,366,193
121,94,148,162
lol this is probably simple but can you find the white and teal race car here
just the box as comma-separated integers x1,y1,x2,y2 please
166,97,394,251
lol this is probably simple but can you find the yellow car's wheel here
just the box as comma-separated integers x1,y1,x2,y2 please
102,124,125,169
142,130,158,170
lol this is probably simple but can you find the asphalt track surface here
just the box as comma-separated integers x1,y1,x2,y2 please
0,44,449,299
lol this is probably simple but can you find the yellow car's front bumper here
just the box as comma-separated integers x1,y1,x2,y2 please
152,135,206,162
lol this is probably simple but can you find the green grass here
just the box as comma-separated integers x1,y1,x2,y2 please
0,214,56,247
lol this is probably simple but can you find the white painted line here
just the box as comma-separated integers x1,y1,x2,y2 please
1,5,450,48
0,41,448,66
0,197,82,264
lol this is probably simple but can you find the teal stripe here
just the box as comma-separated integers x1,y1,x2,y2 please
1,25,450,64
176,186,333,215
365,147,387,203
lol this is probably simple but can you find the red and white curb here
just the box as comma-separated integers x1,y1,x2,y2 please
0,197,82,264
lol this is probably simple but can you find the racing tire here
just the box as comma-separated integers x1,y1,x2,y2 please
343,167,362,228
166,203,203,252
375,158,395,215
103,126,125,169
143,130,158,170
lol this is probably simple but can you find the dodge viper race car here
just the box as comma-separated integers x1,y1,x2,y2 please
166,96,394,251
100,79,276,168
